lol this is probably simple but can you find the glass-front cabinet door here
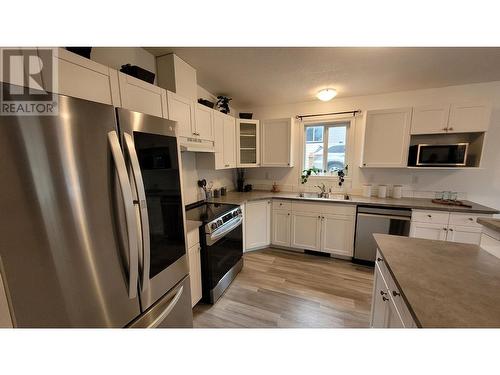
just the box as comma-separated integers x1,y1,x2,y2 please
237,119,260,167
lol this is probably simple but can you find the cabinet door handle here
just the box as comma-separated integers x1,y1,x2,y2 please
468,217,474,221
382,296,389,302
380,290,388,296
448,127,454,131
318,215,321,219
449,228,454,232
442,127,448,131
427,214,432,218
443,227,448,231
392,290,400,297
376,257,383,262
287,213,290,216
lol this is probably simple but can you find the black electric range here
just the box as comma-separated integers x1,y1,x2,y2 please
185,201,243,304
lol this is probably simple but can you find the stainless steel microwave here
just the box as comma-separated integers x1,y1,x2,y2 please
408,143,469,167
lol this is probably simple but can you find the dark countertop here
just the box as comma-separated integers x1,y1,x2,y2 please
208,191,499,214
477,218,500,232
374,234,500,328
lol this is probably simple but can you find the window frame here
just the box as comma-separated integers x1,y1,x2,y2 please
300,116,354,180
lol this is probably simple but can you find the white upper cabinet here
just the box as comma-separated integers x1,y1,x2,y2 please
43,48,121,106
411,102,491,134
194,103,214,141
411,104,450,134
362,108,412,168
118,72,167,118
166,90,195,138
261,117,295,167
156,54,198,101
237,119,260,167
448,102,491,133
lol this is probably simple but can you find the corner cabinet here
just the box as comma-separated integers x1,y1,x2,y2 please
244,200,271,251
260,117,295,167
117,72,167,118
362,108,412,168
237,119,260,167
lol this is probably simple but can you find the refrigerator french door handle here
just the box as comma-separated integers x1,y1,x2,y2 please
108,131,139,299
146,286,183,328
123,133,151,293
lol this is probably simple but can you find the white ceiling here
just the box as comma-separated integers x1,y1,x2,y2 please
145,47,500,108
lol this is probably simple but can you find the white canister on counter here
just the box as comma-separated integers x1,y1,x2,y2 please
378,185,387,199
362,184,372,197
392,185,403,199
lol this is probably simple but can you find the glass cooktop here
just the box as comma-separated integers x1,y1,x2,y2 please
185,202,239,223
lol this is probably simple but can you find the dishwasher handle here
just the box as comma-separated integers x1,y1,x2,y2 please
357,212,411,221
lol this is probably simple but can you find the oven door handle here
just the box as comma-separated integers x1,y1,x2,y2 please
207,216,243,246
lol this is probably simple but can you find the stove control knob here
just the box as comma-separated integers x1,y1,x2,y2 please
217,219,223,226
211,222,218,230
233,211,239,217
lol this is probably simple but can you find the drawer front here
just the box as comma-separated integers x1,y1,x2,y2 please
412,210,450,225
291,201,355,215
321,203,356,216
272,199,291,211
187,227,200,249
291,201,322,213
449,213,491,228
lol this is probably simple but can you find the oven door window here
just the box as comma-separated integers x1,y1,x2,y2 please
133,131,185,279
206,224,243,289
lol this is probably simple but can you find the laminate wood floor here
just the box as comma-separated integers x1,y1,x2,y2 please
193,248,374,328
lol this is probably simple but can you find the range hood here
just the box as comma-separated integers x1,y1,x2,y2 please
179,137,215,153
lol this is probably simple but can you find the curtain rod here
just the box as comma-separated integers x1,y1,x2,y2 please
296,110,362,120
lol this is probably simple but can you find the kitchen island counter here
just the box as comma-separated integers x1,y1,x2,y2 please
373,234,500,328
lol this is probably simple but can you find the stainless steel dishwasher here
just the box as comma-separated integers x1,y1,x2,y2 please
354,206,412,264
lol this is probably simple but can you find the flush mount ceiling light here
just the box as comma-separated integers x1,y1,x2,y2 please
316,88,337,102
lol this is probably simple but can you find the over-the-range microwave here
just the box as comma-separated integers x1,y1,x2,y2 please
408,143,469,167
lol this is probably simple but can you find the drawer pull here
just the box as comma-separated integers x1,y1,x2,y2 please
377,257,383,262
449,228,454,232
468,217,474,221
427,214,432,218
382,296,389,302
380,290,388,296
443,227,448,231
392,290,400,297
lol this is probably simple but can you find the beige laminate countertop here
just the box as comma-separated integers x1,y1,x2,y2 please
477,217,500,232
209,190,499,214
374,233,500,328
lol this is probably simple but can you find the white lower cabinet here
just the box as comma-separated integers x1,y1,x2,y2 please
244,200,271,251
291,211,322,251
410,210,491,245
480,231,500,259
290,201,356,257
321,214,355,256
410,222,447,241
186,227,202,307
371,252,416,328
272,209,291,247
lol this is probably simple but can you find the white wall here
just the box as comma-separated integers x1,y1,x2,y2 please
181,152,235,204
243,81,500,211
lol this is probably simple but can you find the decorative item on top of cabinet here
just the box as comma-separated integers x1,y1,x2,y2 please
117,72,167,118
216,96,231,114
261,117,295,167
362,108,412,168
237,119,260,167
120,64,155,84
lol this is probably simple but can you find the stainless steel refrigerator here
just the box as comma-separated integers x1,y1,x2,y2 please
0,84,193,327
